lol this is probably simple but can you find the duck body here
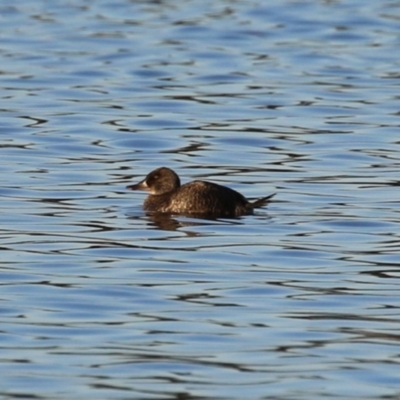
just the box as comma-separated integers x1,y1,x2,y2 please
127,167,275,218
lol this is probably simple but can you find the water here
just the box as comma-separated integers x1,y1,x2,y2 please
1,0,400,399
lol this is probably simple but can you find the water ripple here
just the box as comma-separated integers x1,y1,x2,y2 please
1,0,400,399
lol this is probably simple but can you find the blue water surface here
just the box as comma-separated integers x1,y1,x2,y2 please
1,0,400,399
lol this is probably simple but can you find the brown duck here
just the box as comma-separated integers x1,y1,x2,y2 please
127,167,275,218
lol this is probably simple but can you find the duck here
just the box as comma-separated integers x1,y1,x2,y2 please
127,167,275,218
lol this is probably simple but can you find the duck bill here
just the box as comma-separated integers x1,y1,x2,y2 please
126,179,149,191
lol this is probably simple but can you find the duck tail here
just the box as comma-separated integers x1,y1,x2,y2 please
249,193,276,209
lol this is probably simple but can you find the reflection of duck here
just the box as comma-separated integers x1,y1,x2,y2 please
127,167,275,218
144,214,204,233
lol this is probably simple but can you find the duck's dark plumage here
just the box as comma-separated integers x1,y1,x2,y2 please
127,167,275,217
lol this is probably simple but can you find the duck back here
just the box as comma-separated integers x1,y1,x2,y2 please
144,181,249,217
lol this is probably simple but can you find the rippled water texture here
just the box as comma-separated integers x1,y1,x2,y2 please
1,1,400,399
